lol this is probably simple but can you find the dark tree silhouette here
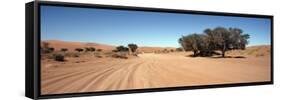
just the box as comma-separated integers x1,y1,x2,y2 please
53,54,65,62
85,47,91,52
204,27,249,57
97,49,102,52
116,46,129,52
48,48,55,52
179,27,250,57
75,48,84,52
128,44,138,53
89,47,96,52
179,33,208,56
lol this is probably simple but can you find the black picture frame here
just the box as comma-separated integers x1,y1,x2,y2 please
26,1,274,99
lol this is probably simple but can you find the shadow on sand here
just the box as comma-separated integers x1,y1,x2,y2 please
185,54,246,59
210,56,246,59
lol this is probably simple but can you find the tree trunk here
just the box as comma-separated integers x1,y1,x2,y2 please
222,43,226,57
193,50,198,57
222,50,225,57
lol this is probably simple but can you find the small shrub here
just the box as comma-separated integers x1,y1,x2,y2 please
53,54,65,62
42,47,54,53
75,48,84,52
90,47,96,52
65,52,80,57
112,53,128,59
41,42,55,53
49,48,55,52
163,49,169,53
112,50,118,52
61,48,68,52
176,48,183,52
97,49,102,52
85,47,90,52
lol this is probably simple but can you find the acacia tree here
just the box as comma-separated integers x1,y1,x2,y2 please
128,44,138,54
178,38,187,51
196,34,211,56
179,33,207,56
228,28,249,50
239,34,250,49
180,27,250,57
204,27,230,57
116,46,129,52
204,27,249,57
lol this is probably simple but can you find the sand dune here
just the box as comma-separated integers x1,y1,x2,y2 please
227,45,270,57
42,40,115,51
42,40,176,52
41,47,271,95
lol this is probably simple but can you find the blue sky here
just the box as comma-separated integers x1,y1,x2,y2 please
41,5,271,47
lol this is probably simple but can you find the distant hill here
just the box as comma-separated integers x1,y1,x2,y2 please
41,40,115,51
41,40,176,52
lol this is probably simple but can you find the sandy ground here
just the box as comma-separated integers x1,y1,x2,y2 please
41,53,271,95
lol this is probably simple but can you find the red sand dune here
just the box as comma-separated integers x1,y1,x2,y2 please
42,40,176,52
42,40,115,51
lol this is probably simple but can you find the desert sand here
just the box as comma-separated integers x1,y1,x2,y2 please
41,45,271,95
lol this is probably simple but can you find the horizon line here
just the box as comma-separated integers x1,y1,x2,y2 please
41,39,271,48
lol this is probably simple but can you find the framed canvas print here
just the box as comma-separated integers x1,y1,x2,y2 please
26,1,273,99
